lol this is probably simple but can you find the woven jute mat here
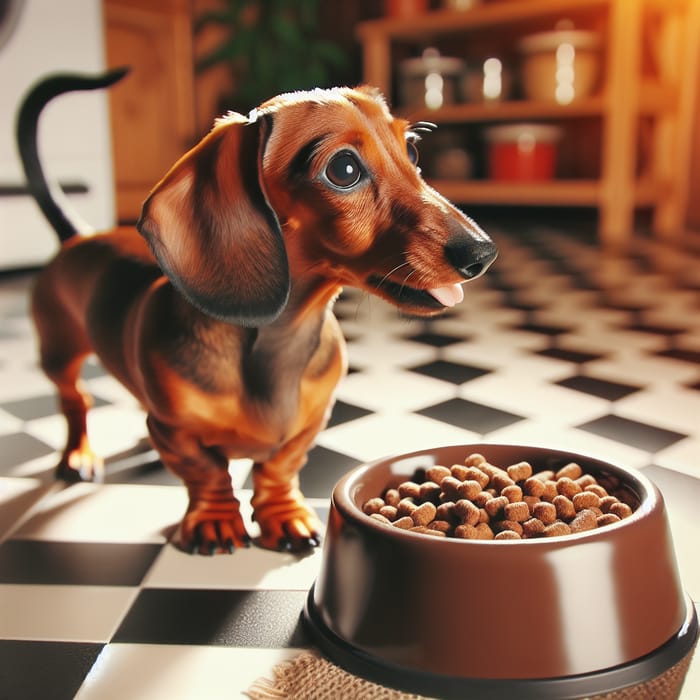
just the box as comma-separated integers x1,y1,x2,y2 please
245,650,433,700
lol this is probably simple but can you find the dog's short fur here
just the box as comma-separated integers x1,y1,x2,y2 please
19,71,497,554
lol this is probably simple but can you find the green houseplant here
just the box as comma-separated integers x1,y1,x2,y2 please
195,0,348,112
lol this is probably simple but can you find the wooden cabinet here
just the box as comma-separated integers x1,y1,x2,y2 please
104,0,196,223
356,0,700,246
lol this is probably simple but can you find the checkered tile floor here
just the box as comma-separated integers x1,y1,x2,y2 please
1,221,699,699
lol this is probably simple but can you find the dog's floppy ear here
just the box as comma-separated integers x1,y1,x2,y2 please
137,112,289,326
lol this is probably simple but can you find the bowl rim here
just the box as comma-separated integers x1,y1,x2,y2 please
333,442,660,546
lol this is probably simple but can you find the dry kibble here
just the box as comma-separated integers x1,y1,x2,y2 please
370,513,392,525
426,465,451,484
364,453,637,541
572,491,601,512
522,517,546,538
384,489,401,507
610,502,633,519
397,498,417,518
504,501,530,522
533,501,557,525
379,505,398,520
464,453,487,467
458,480,484,500
557,477,582,498
484,495,509,518
454,523,478,539
412,501,438,526
553,495,576,521
453,499,481,526
419,481,442,504
597,513,621,527
501,484,523,503
524,477,546,497
556,462,583,481
398,481,421,499
363,497,385,515
544,521,572,537
570,509,598,533
507,461,533,482
393,516,415,529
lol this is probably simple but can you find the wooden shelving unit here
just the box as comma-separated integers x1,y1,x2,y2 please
356,0,700,246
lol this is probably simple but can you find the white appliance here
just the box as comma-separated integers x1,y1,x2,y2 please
0,0,115,269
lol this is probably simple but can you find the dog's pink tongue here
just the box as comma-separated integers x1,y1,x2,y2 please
429,283,464,307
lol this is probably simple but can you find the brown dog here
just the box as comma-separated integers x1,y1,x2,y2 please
18,70,497,554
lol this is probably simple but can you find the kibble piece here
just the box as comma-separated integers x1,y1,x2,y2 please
453,499,480,526
398,481,421,499
533,470,555,482
556,477,582,499
553,495,576,521
419,481,442,504
384,489,401,507
523,495,541,513
484,495,509,518
475,522,495,540
599,495,619,513
544,521,572,537
363,497,385,515
458,480,483,500
575,474,597,489
533,501,557,525
556,462,583,481
495,520,523,537
397,498,417,518
542,481,558,502
495,530,521,540
522,517,546,538
585,484,608,498
454,523,478,539
570,509,598,533
609,502,633,519
491,472,515,492
450,464,469,481
504,501,530,522
428,520,452,534
523,477,546,497
426,465,451,484
596,513,621,527
379,505,398,520
370,513,392,525
478,508,490,524
436,502,456,523
411,526,445,537
464,467,490,489
412,501,437,526
393,516,415,529
501,484,523,503
440,476,462,501
572,491,601,512
507,461,533,482
464,453,487,467
473,491,493,508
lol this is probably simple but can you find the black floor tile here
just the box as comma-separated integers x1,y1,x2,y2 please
408,360,491,385
623,322,686,337
555,375,642,401
0,432,54,472
405,331,467,347
416,398,524,434
656,348,700,365
536,347,607,364
576,415,687,453
0,540,162,586
113,589,309,647
514,322,573,337
0,640,103,700
327,400,372,428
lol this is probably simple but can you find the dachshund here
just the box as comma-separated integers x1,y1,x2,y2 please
18,69,497,554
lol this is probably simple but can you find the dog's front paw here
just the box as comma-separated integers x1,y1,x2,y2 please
180,502,251,555
254,499,323,552
56,446,104,483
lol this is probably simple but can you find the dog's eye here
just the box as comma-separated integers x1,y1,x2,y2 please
325,151,363,189
406,140,419,166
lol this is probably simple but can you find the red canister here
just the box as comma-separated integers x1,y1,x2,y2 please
485,123,562,181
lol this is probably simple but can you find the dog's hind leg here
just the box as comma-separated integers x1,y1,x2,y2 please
32,284,103,482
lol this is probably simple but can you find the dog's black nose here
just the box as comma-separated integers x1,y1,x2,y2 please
445,233,498,281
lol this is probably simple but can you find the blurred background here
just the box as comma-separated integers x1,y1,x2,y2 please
1,0,699,266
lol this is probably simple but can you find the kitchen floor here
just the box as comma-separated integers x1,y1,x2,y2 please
0,220,698,699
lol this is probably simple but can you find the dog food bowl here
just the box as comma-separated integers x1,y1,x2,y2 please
304,444,698,699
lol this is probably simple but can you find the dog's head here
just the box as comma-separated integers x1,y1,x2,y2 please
138,86,497,326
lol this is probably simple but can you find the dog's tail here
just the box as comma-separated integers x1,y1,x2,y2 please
16,67,129,242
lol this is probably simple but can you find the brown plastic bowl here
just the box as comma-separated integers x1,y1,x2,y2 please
304,444,698,699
